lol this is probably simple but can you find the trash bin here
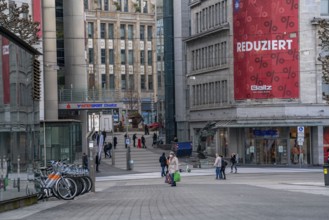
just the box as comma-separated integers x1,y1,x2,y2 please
324,164,329,186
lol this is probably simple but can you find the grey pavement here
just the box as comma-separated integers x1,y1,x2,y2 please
1,167,329,220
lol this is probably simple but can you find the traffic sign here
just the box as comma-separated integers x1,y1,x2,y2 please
297,137,304,142
297,126,304,138
297,126,304,133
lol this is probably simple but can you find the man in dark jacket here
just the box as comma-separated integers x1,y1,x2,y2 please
133,134,137,147
141,135,146,148
159,152,167,177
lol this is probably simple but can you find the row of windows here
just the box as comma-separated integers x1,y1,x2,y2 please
101,74,153,90
195,0,228,34
192,80,228,106
84,0,150,13
88,23,153,40
89,48,152,65
191,41,227,71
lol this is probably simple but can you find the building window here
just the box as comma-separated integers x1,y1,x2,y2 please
84,0,88,10
157,71,162,88
140,25,145,40
89,48,94,63
140,51,145,64
104,0,109,11
147,26,152,40
322,0,329,14
129,75,134,90
123,0,128,12
143,1,148,13
88,22,94,38
100,23,105,39
108,24,114,39
101,49,106,64
121,50,126,64
102,74,106,88
128,50,134,65
148,75,153,90
148,51,152,65
110,74,115,89
120,24,126,40
109,49,114,64
141,75,146,90
128,25,134,40
121,74,126,90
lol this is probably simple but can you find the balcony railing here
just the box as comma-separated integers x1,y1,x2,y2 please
58,89,118,103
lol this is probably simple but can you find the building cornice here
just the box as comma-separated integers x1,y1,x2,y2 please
184,23,230,42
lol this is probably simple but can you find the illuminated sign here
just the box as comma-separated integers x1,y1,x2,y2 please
233,0,299,100
58,103,122,110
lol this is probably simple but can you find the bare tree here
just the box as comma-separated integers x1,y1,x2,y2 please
0,1,40,44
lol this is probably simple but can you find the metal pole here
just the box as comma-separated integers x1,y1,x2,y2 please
299,145,302,168
111,110,115,166
43,121,46,167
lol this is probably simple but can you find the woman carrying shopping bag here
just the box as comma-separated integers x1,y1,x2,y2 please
168,151,179,187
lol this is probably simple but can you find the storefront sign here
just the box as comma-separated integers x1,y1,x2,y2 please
253,129,278,137
59,103,122,110
233,0,299,100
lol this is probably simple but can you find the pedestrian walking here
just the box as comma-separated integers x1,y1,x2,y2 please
168,151,179,187
159,152,167,177
133,134,137,147
104,142,112,158
220,155,227,180
152,133,157,146
95,154,100,172
113,136,117,149
138,138,142,148
82,153,88,170
104,143,109,158
213,153,222,180
124,133,128,148
141,135,146,148
230,153,238,173
144,124,149,135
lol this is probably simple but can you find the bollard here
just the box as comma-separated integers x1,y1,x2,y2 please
324,164,329,186
126,146,131,170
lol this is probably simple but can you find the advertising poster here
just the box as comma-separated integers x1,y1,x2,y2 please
233,0,299,100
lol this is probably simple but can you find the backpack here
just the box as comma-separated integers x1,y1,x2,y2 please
221,159,228,167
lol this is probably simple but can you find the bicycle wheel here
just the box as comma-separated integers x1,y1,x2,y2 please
55,177,77,200
82,176,93,193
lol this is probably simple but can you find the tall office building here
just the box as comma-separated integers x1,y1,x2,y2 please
55,0,157,153
180,0,329,166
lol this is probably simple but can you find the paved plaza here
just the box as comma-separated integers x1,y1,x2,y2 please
0,167,328,220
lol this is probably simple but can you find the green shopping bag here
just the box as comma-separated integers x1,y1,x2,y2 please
174,172,181,182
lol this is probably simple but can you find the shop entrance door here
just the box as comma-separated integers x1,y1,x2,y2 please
255,139,288,165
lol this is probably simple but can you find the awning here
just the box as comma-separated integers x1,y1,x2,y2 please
212,118,329,128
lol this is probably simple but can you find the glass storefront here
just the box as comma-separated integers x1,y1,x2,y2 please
0,33,40,201
40,121,82,165
244,127,310,165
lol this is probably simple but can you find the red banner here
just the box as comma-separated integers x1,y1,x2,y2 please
233,0,299,100
33,0,42,38
2,37,10,104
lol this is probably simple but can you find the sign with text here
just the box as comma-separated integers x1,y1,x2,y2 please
233,0,299,100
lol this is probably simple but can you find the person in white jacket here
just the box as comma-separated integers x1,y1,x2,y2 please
168,151,179,187
213,153,222,180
